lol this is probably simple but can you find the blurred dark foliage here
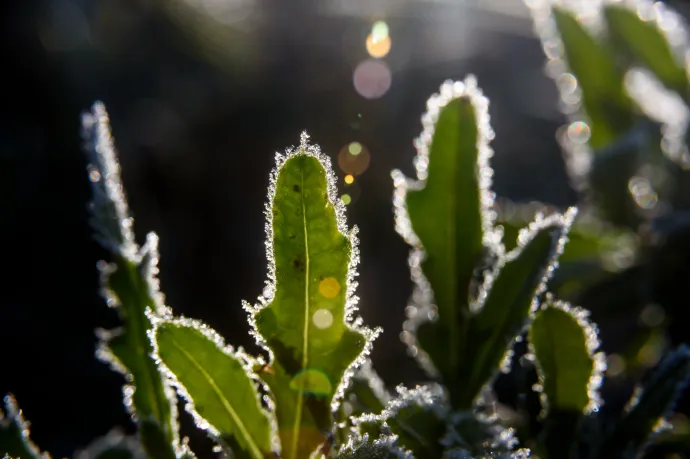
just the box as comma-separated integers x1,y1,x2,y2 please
2,0,690,457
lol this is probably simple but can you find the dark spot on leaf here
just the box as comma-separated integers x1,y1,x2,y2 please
293,257,304,271
293,184,301,192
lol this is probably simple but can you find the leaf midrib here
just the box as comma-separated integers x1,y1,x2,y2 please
167,336,264,459
290,163,310,459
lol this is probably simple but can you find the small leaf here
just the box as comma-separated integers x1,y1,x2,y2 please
547,6,635,148
247,133,378,459
457,210,576,409
529,299,604,415
604,3,689,98
352,385,447,458
529,299,606,458
597,345,690,458
153,319,275,459
442,411,523,456
392,76,497,402
82,103,179,459
344,360,390,419
0,395,48,459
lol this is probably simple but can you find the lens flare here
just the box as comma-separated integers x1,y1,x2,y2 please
366,33,391,58
353,59,392,99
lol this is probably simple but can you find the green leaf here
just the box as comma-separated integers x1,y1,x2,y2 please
457,210,576,409
604,4,689,98
539,5,635,148
353,385,447,458
392,77,493,402
248,134,377,459
0,395,48,459
83,103,179,459
597,345,690,458
442,411,522,456
153,320,275,459
530,299,603,415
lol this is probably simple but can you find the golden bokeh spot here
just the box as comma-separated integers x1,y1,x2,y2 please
319,277,340,298
366,33,391,58
344,174,354,185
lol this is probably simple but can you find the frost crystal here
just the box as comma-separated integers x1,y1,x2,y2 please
336,433,413,458
74,429,145,459
392,76,501,376
147,313,281,455
243,131,381,413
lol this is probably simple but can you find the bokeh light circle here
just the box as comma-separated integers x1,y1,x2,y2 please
366,33,391,58
338,143,371,175
353,59,392,99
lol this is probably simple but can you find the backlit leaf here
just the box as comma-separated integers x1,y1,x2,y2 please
153,320,275,459
246,133,378,459
0,395,47,459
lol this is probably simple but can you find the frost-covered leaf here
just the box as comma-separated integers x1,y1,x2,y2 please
353,385,447,458
246,134,378,459
153,320,275,459
442,411,522,457
336,435,412,459
604,2,689,98
596,345,690,458
0,395,48,459
392,76,496,403
82,103,179,459
529,299,604,415
532,3,635,148
455,210,575,409
74,429,145,459
529,299,605,458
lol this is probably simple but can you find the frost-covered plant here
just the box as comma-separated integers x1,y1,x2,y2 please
3,3,690,456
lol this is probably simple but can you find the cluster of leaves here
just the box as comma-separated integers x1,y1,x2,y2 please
3,1,690,458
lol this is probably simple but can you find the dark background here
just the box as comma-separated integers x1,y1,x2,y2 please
2,0,689,457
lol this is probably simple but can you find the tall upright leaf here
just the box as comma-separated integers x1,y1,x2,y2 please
245,133,378,459
391,76,497,400
152,319,276,458
0,395,47,459
82,103,181,459
393,77,574,408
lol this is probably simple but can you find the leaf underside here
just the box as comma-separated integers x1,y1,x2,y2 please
254,153,368,459
155,323,273,459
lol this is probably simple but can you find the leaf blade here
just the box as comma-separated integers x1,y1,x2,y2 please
393,77,494,404
250,135,376,459
460,210,576,408
0,395,47,459
154,321,275,459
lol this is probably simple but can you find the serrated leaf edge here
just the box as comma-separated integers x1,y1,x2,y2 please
337,433,413,459
242,132,381,415
528,295,607,417
147,313,280,457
